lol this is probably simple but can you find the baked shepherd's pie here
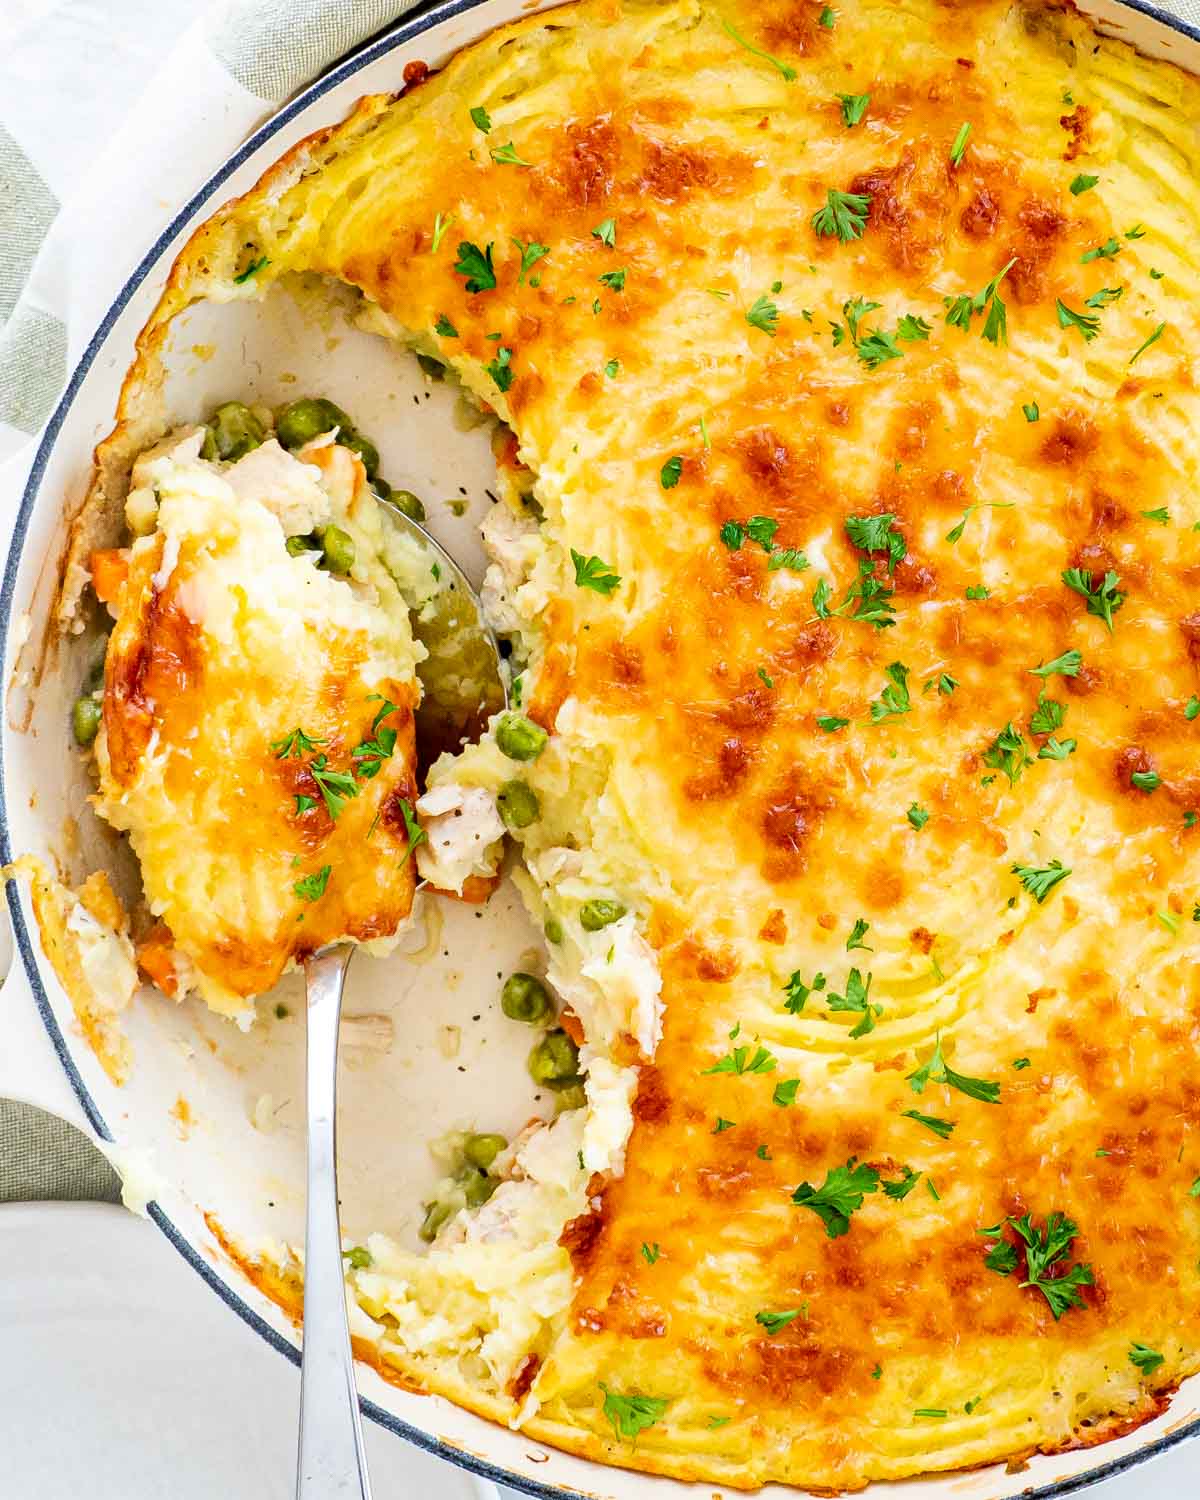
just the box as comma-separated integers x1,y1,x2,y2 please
47,0,1200,1488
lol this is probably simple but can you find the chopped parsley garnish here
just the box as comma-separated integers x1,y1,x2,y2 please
1012,1057,1032,1070
1062,567,1124,631
718,16,798,81
915,1408,948,1419
598,267,626,291
897,313,931,341
571,549,621,595
1129,1343,1165,1375
846,917,872,952
703,1040,777,1076
883,1166,921,1200
352,698,399,779
1031,650,1082,679
757,667,775,690
431,212,455,253
944,259,1015,344
793,1158,879,1238
395,798,426,865
856,328,904,369
1129,321,1166,364
783,970,826,1014
965,584,990,600
1012,859,1071,903
1085,285,1123,309
869,661,911,723
1186,696,1200,721
707,1415,732,1429
980,1213,1094,1319
1029,692,1066,736
773,1079,800,1107
1141,506,1169,524
945,500,1014,544
294,795,316,815
1056,298,1101,342
600,1385,669,1444
903,1108,955,1140
746,293,780,336
819,5,836,25
1081,237,1120,263
818,714,850,732
825,968,882,1037
767,547,810,572
592,217,616,247
604,358,620,379
713,1116,736,1133
982,723,1032,786
907,803,930,830
485,345,514,392
490,141,531,166
512,237,549,285
1069,172,1099,195
233,255,269,284
1038,737,1077,761
811,188,871,242
1023,402,1040,422
453,240,496,293
434,313,458,338
469,105,491,132
309,755,359,821
641,1241,661,1264
845,511,905,570
908,1035,1001,1103
1131,769,1161,792
756,1309,803,1335
949,121,972,166
294,865,331,903
838,92,870,127
660,456,683,490
271,726,325,760
721,515,778,552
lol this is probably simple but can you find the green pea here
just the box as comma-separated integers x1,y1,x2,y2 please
579,898,626,932
72,695,102,747
285,533,317,557
501,972,554,1025
388,489,427,523
555,1083,587,1113
496,779,540,830
460,1168,496,1208
275,397,351,450
372,477,392,500
528,1029,581,1091
419,1199,455,1243
416,353,446,381
495,712,548,762
340,430,380,481
207,401,266,461
462,1133,507,1171
317,525,355,576
544,916,564,944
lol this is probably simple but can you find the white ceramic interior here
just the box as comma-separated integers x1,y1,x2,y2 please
2,1,1199,1496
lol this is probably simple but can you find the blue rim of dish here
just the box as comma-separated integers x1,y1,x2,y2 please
3,1,1199,1497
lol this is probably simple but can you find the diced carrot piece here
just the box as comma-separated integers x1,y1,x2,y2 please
558,1007,585,1046
137,922,182,999
89,549,129,606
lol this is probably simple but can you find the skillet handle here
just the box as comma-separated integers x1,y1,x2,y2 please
296,942,374,1500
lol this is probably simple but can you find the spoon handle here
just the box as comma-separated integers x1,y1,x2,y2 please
296,943,374,1500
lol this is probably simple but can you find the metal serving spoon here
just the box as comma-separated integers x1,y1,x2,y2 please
295,510,506,1500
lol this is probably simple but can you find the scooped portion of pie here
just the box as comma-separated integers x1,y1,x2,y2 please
86,407,428,1021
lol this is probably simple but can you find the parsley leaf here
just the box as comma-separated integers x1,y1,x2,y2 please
294,865,331,902
984,1238,1019,1275
1069,173,1099,195
746,293,780,336
434,313,458,338
1081,237,1120,263
309,754,359,821
783,970,825,1014
1030,650,1082,679
907,802,930,830
1008,1212,1094,1318
598,268,626,291
846,917,872,952
512,237,549,285
819,5,836,25
1131,769,1161,793
233,255,269,284
982,723,1032,786
767,547,810,572
903,1109,955,1140
490,141,531,166
1129,321,1166,364
396,798,426,865
719,16,798,80
352,699,399,779
845,512,906,571
1038,736,1077,760
1023,401,1040,422
271,726,325,760
641,1241,660,1265
702,1041,777,1076
1141,506,1170,524
1129,1343,1165,1375
430,212,455,253
818,714,850,732
660,456,683,490
469,105,492,132
792,1158,880,1238
857,328,905,369
1056,298,1101,342
1012,859,1071,903
1029,692,1066,736
897,313,931,341
825,968,882,1037
949,121,971,166
1085,285,1123,309
721,515,778,552
571,549,621,595
838,92,870,127
773,1079,800,1107
1062,567,1125,631
869,661,911,723
485,345,514,392
453,240,496,293
592,218,616,247
756,1309,803,1335
908,1036,1001,1103
712,1116,736,1133
811,188,871,242
600,1385,669,1444
883,1165,922,1200
944,259,1015,342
